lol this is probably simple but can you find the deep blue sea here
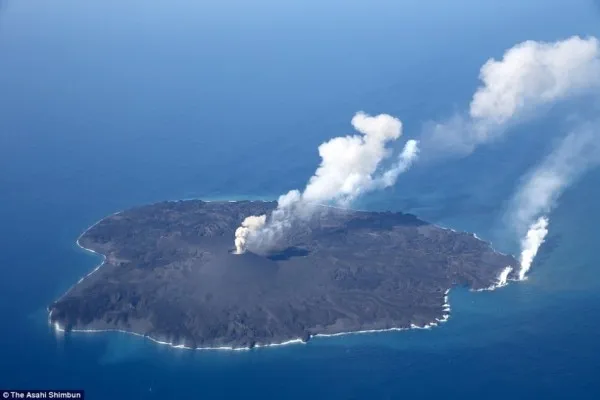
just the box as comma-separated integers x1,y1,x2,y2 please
2,0,600,398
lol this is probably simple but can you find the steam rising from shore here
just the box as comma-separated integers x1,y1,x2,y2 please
509,125,600,279
425,35,600,278
518,217,549,280
234,112,419,254
497,266,513,287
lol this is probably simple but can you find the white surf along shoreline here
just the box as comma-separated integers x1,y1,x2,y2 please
48,198,517,352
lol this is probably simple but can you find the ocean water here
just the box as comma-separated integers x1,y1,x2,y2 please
2,0,600,398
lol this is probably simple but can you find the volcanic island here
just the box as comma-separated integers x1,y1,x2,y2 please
48,200,518,349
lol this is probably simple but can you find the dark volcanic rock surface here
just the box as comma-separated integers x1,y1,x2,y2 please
49,200,518,348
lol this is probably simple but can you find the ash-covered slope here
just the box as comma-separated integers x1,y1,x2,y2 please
49,200,518,349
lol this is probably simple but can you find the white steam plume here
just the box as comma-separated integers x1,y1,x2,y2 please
424,36,600,155
508,125,600,279
518,217,549,280
379,139,420,188
302,112,404,205
496,266,514,287
234,215,266,254
234,112,419,254
235,36,600,259
471,36,600,124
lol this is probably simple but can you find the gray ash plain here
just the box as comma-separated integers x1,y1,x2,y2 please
49,200,518,349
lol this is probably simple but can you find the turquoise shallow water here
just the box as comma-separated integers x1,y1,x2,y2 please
2,0,600,398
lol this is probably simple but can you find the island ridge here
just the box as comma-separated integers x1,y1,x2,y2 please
49,200,518,349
